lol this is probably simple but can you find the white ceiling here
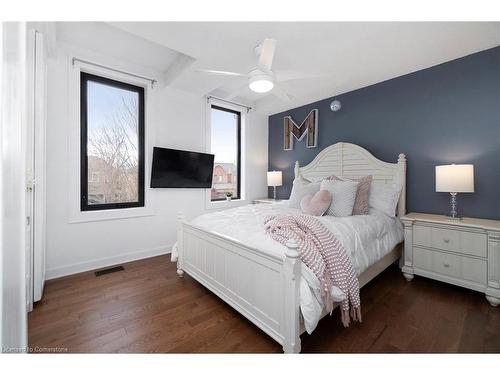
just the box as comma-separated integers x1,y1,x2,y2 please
104,22,500,114
56,22,179,73
56,22,196,85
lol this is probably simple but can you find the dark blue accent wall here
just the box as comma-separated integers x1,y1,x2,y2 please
268,46,500,219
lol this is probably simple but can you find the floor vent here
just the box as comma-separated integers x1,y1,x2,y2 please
95,265,124,277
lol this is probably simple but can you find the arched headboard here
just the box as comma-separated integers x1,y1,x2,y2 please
294,142,407,217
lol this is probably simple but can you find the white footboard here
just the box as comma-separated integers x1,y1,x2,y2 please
176,212,302,353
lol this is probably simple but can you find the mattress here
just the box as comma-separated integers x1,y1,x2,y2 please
172,202,403,333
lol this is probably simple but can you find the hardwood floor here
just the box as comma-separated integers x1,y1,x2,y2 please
28,255,500,353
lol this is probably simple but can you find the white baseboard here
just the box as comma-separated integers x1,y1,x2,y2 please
45,245,172,280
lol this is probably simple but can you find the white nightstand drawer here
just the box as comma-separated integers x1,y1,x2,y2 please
413,224,487,258
413,247,487,285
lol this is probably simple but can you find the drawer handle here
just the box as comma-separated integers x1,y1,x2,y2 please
443,238,450,243
443,263,450,268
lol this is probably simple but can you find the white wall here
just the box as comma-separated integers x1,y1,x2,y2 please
44,40,268,279
1,22,28,351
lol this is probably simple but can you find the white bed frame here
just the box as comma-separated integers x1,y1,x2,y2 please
176,142,407,353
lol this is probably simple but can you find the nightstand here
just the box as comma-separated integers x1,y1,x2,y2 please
252,198,283,204
401,213,500,307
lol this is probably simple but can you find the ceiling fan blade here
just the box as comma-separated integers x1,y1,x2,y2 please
271,84,292,102
275,69,328,82
258,38,277,72
197,69,245,77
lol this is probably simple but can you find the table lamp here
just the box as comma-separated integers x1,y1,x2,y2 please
435,164,474,219
267,171,283,200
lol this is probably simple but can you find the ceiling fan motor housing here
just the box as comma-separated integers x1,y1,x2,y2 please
248,69,275,93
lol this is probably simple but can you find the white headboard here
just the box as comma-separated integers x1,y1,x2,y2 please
294,142,407,217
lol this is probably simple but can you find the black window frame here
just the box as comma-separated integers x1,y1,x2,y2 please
80,72,145,211
210,104,242,202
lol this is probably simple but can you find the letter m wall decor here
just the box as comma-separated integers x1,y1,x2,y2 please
283,109,318,151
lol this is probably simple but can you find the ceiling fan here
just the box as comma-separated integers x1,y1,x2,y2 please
197,38,313,101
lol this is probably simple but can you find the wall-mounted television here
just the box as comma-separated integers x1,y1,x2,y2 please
150,147,214,188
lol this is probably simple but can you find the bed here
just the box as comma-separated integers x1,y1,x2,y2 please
174,142,407,353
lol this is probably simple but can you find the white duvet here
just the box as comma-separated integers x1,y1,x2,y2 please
172,202,403,333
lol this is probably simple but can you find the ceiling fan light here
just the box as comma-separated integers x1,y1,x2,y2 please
249,78,274,93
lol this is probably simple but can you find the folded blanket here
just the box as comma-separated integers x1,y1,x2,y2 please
264,214,361,327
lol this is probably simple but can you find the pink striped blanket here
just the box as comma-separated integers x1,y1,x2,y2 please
264,214,361,327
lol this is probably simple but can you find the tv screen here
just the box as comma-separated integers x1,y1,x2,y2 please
150,147,215,188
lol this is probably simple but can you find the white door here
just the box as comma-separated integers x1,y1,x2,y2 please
32,30,47,303
25,29,36,312
26,29,47,308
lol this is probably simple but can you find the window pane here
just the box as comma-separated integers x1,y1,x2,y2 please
86,80,140,205
210,107,239,201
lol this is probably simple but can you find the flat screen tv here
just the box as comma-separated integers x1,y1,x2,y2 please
150,147,215,188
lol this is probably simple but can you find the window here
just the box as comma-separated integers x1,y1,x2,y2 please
210,105,241,201
80,72,145,211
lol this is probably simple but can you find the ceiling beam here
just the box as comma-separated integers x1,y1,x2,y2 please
162,53,196,87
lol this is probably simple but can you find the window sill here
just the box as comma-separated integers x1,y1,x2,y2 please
68,206,154,224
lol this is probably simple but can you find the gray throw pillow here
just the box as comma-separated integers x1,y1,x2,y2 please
320,179,359,217
327,175,373,215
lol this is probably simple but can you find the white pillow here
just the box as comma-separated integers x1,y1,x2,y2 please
305,176,326,183
320,179,359,217
368,182,402,217
288,176,321,208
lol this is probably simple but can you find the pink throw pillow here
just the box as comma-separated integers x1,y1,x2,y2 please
300,190,332,216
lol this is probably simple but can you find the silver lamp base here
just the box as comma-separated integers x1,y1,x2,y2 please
448,192,461,220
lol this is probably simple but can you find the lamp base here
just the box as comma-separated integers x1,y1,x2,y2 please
449,192,459,219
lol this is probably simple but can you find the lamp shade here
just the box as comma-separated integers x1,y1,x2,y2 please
267,171,282,187
435,164,474,193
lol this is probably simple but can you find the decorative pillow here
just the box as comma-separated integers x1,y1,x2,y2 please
328,175,373,215
304,176,326,183
368,182,402,217
300,190,332,216
320,179,359,217
288,176,321,208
